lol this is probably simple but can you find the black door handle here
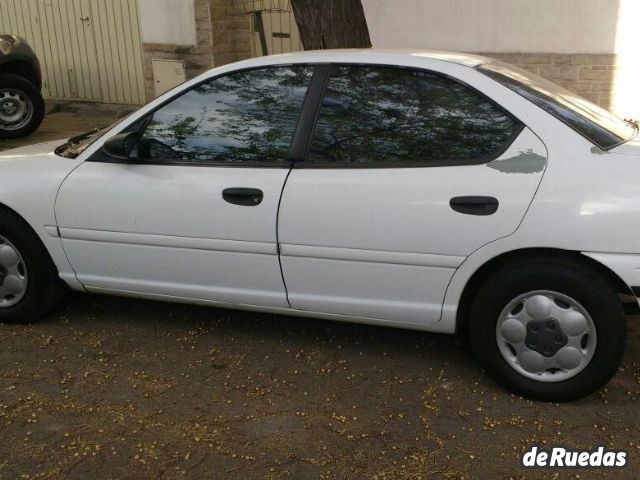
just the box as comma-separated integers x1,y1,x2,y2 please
222,188,264,206
450,196,499,216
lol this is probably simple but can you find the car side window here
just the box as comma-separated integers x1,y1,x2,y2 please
308,65,521,165
137,65,314,164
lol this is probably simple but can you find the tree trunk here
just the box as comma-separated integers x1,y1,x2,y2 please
290,0,372,50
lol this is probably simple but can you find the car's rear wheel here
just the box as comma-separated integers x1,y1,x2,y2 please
469,259,627,401
0,74,45,139
0,208,67,324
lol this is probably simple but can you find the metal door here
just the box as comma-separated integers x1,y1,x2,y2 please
248,0,303,56
0,0,145,104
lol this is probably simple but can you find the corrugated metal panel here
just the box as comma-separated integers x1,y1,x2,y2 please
0,0,145,104
250,0,303,57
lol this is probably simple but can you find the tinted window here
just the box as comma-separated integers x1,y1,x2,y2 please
479,61,636,150
308,65,520,165
138,65,313,164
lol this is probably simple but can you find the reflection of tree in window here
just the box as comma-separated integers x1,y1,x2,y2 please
309,66,520,164
143,66,313,163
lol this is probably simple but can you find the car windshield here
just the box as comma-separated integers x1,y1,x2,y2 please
478,60,637,150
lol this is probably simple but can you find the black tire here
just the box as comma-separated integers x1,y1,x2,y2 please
0,74,45,139
469,258,627,402
0,207,67,324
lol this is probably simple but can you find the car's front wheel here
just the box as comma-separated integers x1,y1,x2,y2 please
469,259,627,401
0,207,66,323
0,74,45,139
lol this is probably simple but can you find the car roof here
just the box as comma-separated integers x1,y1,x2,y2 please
233,48,490,69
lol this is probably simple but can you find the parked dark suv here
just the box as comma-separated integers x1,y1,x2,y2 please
0,35,45,138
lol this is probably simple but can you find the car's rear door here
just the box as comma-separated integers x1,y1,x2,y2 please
278,64,547,325
56,65,313,308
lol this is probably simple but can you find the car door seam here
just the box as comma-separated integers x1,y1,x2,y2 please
438,127,551,324
276,165,294,308
52,154,94,292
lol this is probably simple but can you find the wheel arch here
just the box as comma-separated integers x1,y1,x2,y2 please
0,201,69,285
0,61,41,89
0,201,51,254
455,247,637,333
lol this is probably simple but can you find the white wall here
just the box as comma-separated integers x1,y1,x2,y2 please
611,0,640,117
138,0,197,45
361,0,640,120
361,0,621,54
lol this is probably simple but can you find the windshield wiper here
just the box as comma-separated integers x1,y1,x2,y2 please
67,126,104,144
55,126,106,158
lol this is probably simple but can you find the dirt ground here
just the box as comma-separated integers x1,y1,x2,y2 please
1,106,639,479
0,102,134,152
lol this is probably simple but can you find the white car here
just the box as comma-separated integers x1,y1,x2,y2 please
1,50,639,401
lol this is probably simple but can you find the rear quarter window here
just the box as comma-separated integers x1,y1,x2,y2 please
479,61,636,150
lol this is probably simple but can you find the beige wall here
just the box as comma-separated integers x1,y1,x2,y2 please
361,0,640,118
362,0,622,54
138,0,197,45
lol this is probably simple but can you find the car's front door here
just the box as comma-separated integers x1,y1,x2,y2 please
278,64,547,325
56,65,314,308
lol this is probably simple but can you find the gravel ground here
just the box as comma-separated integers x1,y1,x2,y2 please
0,295,638,479
1,107,640,479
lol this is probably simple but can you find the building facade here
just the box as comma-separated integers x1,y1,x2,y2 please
0,0,637,118
362,0,640,119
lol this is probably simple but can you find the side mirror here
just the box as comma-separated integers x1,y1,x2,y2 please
102,132,139,160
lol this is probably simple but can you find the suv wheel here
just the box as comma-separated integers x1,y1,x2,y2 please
0,74,45,139
469,259,627,401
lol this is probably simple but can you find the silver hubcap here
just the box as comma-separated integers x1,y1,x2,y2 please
0,234,28,308
496,290,597,382
0,88,33,131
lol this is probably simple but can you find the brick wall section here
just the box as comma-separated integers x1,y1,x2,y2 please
210,3,252,67
141,8,618,111
482,53,617,110
141,0,252,101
